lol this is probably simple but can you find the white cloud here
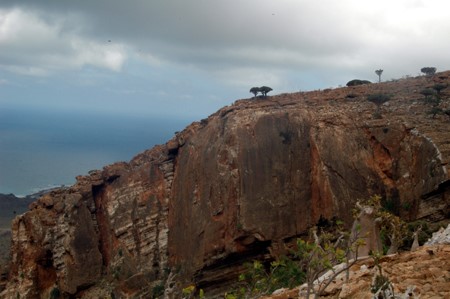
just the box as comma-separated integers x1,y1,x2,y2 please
70,39,126,72
0,8,127,76
2,0,450,89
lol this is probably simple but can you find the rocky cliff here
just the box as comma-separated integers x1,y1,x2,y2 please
2,72,450,298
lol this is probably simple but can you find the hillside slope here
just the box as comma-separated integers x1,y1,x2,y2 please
2,72,450,298
261,244,450,299
263,225,450,299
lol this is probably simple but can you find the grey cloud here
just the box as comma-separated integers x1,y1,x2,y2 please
1,0,450,86
0,8,126,75
1,1,362,65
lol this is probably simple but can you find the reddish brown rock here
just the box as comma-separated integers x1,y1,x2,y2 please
2,72,450,298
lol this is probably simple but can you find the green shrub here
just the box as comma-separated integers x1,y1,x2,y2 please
231,257,305,298
231,221,363,298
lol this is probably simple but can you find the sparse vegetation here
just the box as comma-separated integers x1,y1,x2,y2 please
406,220,445,248
420,87,443,118
428,107,444,118
375,69,383,83
296,225,363,299
418,82,449,118
227,219,363,299
420,88,437,100
364,195,407,255
182,285,195,298
367,93,391,118
421,67,437,76
249,86,272,97
432,83,448,95
249,87,260,97
224,194,418,298
346,79,371,87
259,86,273,97
233,258,304,298
370,252,396,298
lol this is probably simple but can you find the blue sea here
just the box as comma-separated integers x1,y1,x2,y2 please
0,107,191,196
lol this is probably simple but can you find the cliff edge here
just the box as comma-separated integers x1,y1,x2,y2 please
2,72,450,298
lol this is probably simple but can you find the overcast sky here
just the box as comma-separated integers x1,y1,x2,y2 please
1,0,450,120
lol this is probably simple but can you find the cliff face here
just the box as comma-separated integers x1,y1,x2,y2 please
2,73,450,298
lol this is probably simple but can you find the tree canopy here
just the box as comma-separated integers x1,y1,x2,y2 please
259,86,273,96
249,87,260,97
367,93,391,118
421,67,436,76
249,86,272,97
346,79,371,87
375,69,383,83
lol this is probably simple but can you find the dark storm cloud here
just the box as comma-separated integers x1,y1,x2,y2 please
0,1,362,71
1,0,450,86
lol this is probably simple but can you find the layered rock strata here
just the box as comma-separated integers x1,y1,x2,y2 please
2,72,450,298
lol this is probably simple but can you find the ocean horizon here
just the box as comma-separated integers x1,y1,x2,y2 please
0,107,191,196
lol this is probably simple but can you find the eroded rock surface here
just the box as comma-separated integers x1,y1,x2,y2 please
262,244,450,299
2,72,450,298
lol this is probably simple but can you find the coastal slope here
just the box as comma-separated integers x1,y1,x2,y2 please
2,72,450,298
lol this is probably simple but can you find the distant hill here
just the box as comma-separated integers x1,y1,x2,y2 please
0,190,59,271
0,193,34,230
0,193,35,270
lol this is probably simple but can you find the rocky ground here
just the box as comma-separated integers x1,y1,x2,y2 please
262,226,450,299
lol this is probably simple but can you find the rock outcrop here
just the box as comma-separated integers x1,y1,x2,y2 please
262,244,450,299
2,72,450,298
426,223,450,245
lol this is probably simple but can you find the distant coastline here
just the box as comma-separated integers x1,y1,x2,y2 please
0,192,35,230
15,184,69,199
0,186,70,230
0,107,191,196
